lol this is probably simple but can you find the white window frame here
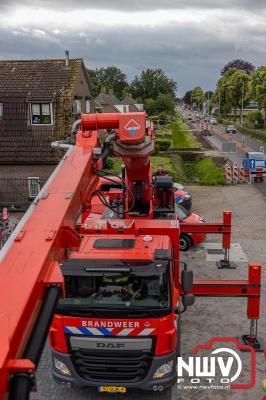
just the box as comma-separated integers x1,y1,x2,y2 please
29,103,53,126
28,177,40,199
72,98,82,114
123,105,129,113
85,98,91,113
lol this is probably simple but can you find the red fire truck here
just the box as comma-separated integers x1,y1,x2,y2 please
0,112,262,399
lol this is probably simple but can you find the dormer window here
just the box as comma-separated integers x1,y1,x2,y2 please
30,103,53,125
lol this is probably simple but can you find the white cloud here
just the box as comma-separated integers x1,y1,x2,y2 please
0,3,265,94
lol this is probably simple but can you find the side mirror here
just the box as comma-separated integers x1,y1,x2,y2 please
181,269,193,292
182,293,195,307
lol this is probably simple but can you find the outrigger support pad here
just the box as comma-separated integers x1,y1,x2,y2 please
217,248,237,269
238,320,264,352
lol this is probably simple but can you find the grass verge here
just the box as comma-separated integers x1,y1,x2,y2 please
191,157,226,185
236,126,266,142
106,155,226,186
159,115,201,149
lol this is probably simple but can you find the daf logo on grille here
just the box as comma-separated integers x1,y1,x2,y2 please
96,342,125,349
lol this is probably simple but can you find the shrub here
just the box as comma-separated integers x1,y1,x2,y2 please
193,157,226,185
246,110,264,128
155,139,171,152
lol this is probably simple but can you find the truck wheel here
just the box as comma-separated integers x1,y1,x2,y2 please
179,234,192,251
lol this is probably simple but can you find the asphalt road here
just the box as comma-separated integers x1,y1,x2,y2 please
187,112,266,197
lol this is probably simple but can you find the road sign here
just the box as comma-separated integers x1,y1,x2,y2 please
244,159,256,170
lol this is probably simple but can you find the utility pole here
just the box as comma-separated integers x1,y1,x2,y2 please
218,91,221,116
241,81,244,127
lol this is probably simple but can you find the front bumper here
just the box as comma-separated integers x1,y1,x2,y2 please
51,349,177,391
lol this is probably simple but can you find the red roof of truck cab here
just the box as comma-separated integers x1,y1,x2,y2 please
68,234,172,261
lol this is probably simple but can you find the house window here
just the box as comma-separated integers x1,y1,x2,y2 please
85,98,91,113
123,105,129,113
0,103,3,119
72,98,82,114
28,177,40,198
30,103,52,125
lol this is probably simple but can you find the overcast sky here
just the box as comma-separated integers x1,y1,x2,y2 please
0,1,265,95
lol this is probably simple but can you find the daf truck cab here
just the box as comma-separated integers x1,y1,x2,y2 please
49,230,185,393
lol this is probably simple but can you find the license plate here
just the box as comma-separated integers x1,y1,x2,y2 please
98,386,127,393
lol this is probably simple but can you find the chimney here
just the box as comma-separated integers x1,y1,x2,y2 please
64,50,70,67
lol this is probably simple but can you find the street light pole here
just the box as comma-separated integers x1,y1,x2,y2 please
241,81,244,127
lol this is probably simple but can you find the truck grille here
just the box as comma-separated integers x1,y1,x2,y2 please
71,349,152,383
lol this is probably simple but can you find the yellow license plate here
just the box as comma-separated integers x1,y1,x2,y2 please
98,386,127,393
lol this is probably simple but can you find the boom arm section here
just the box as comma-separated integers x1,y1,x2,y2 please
0,130,100,398
82,112,155,216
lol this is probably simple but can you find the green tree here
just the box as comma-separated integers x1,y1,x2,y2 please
183,90,193,106
130,68,177,101
144,94,175,117
155,93,176,115
221,59,255,75
204,91,214,100
192,86,204,110
86,69,102,98
213,69,237,115
96,66,129,99
214,68,251,119
144,98,156,115
226,69,251,120
248,66,266,128
204,91,214,114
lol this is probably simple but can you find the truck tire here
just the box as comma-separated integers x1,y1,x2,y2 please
179,234,192,251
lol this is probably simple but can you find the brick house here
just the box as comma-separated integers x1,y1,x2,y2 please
0,54,93,210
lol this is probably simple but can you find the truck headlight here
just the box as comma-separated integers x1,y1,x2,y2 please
153,360,174,379
53,357,71,376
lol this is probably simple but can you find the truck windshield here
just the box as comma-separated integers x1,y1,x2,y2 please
59,263,170,309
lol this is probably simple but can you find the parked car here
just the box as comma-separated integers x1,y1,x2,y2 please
175,203,207,251
210,117,217,125
225,124,237,134
173,183,192,210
